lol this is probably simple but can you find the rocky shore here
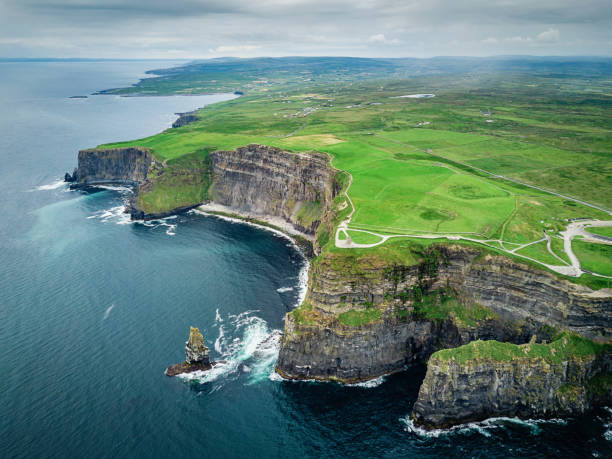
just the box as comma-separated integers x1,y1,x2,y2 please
411,335,612,429
166,326,218,376
70,139,612,427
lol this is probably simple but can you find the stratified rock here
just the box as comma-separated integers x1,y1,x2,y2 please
185,326,210,364
209,144,338,237
72,147,155,187
410,336,612,429
166,326,214,376
276,245,612,383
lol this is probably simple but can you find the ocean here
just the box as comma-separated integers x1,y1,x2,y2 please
0,61,610,458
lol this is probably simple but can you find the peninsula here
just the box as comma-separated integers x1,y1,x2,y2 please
70,57,612,429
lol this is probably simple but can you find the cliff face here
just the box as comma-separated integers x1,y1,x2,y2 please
411,338,612,428
209,145,337,236
276,246,612,382
71,144,337,230
72,147,155,186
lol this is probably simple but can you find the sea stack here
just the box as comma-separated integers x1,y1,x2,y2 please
165,326,214,376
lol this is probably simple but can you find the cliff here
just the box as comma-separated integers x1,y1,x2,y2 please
276,245,612,382
69,144,338,229
411,335,612,428
209,145,337,236
70,147,155,187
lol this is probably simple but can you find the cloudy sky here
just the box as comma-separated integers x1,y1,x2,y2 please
0,0,610,58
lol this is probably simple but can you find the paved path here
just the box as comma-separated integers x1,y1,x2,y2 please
335,175,612,278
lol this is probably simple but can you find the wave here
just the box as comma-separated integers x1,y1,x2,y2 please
32,179,67,191
178,310,282,385
88,205,132,225
400,415,567,439
346,375,386,388
96,185,134,193
103,304,115,320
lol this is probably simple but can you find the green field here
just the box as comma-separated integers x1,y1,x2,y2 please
586,226,612,238
97,58,612,282
573,240,612,276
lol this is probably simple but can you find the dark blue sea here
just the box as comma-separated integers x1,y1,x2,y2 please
0,61,610,458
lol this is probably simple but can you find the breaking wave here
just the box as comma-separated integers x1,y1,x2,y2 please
178,310,281,386
32,179,67,191
400,415,568,439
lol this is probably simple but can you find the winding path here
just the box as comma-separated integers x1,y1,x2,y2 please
334,169,612,278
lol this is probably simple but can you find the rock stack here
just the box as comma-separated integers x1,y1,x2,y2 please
165,326,215,376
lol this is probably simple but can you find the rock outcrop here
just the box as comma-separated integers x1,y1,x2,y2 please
411,336,612,428
172,111,200,128
276,246,612,382
70,147,155,187
166,326,216,376
209,144,337,237
70,144,338,233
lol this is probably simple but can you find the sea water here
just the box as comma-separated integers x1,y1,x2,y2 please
0,61,610,458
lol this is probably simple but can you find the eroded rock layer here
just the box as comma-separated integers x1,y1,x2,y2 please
209,144,337,236
72,147,154,186
276,246,612,383
411,339,611,428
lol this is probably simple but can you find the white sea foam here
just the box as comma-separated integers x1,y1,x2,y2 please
346,375,386,388
103,304,115,320
32,179,67,191
180,310,282,385
400,415,566,439
276,286,294,293
96,185,133,193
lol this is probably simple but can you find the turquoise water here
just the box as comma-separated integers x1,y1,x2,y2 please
1,61,611,458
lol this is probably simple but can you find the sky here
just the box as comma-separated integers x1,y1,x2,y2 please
0,0,611,58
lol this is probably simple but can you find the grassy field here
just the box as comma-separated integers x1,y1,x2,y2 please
573,239,612,276
96,60,612,280
586,226,612,238
433,332,610,365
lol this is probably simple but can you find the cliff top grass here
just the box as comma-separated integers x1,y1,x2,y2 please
96,58,612,282
433,333,611,365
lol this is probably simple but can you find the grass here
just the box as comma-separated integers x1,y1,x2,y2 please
586,226,612,238
433,332,610,365
413,293,495,327
573,239,612,276
290,302,317,326
92,61,612,281
338,308,381,326
515,240,562,266
346,230,383,244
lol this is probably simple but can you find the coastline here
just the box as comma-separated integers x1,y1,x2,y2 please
192,206,310,308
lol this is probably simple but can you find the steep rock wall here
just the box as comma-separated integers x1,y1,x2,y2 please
276,246,612,382
72,147,154,186
411,342,611,428
209,144,337,236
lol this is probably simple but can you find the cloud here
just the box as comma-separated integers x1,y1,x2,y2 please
481,37,499,44
0,0,606,58
505,35,533,44
537,27,560,42
209,45,261,54
367,34,401,44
